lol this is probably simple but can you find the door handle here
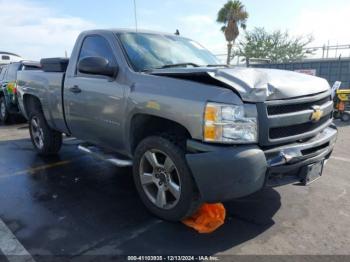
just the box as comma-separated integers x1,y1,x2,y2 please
69,85,82,93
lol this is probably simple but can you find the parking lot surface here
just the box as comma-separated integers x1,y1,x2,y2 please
0,121,350,260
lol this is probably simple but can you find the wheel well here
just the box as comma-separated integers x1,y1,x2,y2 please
23,94,42,117
130,114,192,154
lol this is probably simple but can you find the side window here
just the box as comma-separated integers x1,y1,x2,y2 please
6,64,19,81
23,65,41,71
78,35,116,67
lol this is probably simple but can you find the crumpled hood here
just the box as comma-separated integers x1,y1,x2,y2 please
151,67,331,102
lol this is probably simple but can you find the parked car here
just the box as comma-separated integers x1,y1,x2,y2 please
0,65,9,122
17,29,337,221
0,61,41,123
0,65,8,85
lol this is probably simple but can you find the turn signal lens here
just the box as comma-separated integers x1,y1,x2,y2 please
204,105,218,122
204,124,220,141
204,104,220,141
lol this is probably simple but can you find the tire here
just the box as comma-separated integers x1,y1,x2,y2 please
0,96,10,124
133,136,201,221
29,109,62,155
341,112,350,122
333,111,341,119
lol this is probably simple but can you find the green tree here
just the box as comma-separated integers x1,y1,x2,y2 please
217,0,248,65
236,27,314,63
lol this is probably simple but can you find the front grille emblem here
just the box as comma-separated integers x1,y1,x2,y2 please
310,105,323,122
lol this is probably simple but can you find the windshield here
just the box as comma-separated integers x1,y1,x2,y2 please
117,32,221,72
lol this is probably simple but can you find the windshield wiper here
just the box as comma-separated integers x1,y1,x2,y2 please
156,63,200,69
206,64,229,68
142,63,224,73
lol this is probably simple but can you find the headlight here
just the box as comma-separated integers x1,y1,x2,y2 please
204,102,258,143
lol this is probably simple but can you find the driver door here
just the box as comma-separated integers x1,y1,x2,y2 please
64,35,126,150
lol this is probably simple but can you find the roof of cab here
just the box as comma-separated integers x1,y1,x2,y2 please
81,28,180,37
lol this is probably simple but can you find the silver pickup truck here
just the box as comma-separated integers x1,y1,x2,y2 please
17,29,337,221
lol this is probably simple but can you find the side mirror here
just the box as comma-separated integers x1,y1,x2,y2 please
78,56,118,77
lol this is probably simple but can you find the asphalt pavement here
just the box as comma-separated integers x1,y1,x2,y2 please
0,120,349,261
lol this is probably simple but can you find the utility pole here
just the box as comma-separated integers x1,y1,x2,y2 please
322,45,325,59
335,42,338,58
133,0,138,32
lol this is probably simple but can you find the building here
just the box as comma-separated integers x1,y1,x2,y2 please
250,58,350,89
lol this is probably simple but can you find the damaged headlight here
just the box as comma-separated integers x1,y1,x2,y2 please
204,102,258,144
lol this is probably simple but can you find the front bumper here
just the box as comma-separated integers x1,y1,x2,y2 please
186,125,337,202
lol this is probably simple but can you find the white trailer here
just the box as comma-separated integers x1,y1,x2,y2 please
0,52,22,65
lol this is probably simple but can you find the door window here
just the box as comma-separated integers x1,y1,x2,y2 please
5,63,20,81
78,35,116,67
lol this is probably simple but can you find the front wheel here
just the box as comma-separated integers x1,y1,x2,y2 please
29,110,62,155
133,136,200,221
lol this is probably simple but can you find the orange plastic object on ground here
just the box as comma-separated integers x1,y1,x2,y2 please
182,203,226,233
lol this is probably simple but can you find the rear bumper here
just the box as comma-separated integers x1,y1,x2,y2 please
185,125,337,202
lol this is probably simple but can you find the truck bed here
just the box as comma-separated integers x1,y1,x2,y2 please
17,70,68,133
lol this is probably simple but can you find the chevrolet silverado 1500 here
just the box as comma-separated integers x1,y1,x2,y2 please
17,29,337,221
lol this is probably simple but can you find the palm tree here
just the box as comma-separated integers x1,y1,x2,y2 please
217,0,248,65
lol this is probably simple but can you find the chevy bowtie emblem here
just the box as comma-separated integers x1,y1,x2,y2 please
310,106,323,122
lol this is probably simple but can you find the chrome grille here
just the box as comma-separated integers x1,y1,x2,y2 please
258,91,333,146
267,96,331,115
269,115,331,139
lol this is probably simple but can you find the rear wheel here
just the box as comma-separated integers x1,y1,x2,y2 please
333,110,341,119
0,96,10,123
341,112,350,122
133,136,200,221
29,110,62,155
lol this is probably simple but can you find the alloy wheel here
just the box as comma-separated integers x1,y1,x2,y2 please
139,149,181,209
31,116,44,149
0,100,6,119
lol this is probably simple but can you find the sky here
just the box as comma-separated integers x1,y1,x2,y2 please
1,0,350,60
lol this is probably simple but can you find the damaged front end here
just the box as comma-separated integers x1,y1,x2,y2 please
264,125,337,186
151,66,337,202
150,66,330,102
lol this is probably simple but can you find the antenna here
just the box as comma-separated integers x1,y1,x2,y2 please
133,0,138,32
